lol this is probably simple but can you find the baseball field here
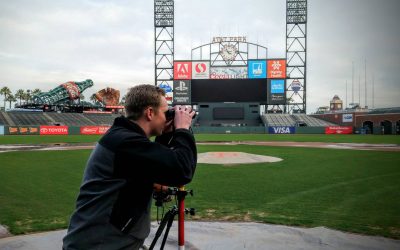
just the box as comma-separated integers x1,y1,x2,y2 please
0,134,399,239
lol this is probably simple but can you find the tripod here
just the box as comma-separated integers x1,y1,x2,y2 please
149,187,195,250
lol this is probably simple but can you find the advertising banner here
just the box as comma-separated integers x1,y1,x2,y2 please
325,126,353,134
248,60,267,79
174,61,192,80
267,79,286,104
173,80,191,104
342,113,353,123
267,59,286,78
40,126,68,135
192,61,210,79
0,126,4,135
80,126,110,135
6,126,39,135
268,126,295,134
158,83,173,94
210,67,247,79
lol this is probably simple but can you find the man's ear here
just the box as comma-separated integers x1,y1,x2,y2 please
144,107,154,121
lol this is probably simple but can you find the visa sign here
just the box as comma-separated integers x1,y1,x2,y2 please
268,126,295,134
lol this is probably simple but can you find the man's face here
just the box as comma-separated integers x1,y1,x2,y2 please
149,96,169,136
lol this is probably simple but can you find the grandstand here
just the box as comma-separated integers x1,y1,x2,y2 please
1,111,336,128
262,114,336,127
0,111,119,126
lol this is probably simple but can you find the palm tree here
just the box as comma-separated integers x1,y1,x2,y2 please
5,94,16,109
31,88,41,96
0,86,11,109
15,89,25,105
24,90,32,104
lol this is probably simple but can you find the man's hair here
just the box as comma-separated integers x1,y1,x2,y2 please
124,84,166,120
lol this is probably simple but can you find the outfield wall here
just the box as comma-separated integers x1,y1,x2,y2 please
0,125,375,135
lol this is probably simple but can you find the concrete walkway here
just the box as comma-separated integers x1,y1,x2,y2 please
1,222,399,250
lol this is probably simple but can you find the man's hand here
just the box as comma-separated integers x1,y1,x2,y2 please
174,105,196,130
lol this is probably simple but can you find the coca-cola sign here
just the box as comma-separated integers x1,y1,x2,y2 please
80,126,110,135
40,126,69,135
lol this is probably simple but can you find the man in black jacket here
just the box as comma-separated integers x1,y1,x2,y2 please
63,84,197,250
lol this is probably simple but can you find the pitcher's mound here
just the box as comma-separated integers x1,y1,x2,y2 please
198,152,283,165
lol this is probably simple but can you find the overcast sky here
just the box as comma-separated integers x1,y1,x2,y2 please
0,0,399,113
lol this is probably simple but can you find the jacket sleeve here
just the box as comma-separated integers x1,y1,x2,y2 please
116,129,197,187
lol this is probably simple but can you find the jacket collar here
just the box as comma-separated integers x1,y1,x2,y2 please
113,116,147,137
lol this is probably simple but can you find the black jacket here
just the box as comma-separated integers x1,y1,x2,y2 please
63,116,197,250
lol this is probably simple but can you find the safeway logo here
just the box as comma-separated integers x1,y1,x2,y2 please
174,62,192,79
192,61,210,79
195,63,207,73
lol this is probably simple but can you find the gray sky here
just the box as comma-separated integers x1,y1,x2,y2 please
0,0,399,113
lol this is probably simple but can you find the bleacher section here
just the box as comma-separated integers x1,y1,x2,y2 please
0,111,119,126
84,113,119,126
262,114,337,127
0,111,8,125
263,114,296,126
293,114,336,126
7,112,51,126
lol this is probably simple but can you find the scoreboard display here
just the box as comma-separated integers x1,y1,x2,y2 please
171,60,287,104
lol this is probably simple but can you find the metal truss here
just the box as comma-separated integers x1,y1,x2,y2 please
154,0,174,101
191,41,267,66
285,0,307,113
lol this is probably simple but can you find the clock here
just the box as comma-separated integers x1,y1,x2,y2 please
220,44,238,62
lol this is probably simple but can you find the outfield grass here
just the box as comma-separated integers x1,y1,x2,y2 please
0,146,399,238
0,134,399,145
0,135,102,145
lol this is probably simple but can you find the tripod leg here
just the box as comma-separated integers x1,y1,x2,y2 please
149,209,174,250
160,208,178,250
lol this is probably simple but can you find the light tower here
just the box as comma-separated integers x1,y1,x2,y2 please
154,0,174,101
286,0,307,113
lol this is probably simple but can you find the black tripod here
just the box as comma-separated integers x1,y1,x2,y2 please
149,188,195,250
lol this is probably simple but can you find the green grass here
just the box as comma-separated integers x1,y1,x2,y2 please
0,146,399,238
0,135,101,145
0,134,399,145
195,134,400,144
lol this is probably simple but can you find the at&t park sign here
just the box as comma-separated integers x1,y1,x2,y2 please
212,36,247,43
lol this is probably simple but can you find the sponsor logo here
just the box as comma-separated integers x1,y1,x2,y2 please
248,60,266,79
267,59,286,78
195,63,207,73
291,80,301,93
174,62,192,79
159,83,173,93
80,126,110,135
9,127,18,134
175,81,188,91
40,126,68,135
325,126,353,134
192,61,210,79
269,126,295,134
210,67,247,79
342,114,353,123
271,80,285,94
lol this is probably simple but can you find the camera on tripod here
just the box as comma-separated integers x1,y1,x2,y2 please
153,187,194,209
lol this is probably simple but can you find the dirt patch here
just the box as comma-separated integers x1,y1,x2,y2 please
0,225,11,239
197,152,282,165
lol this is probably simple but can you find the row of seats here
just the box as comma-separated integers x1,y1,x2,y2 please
262,114,337,127
0,112,8,125
1,111,119,126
